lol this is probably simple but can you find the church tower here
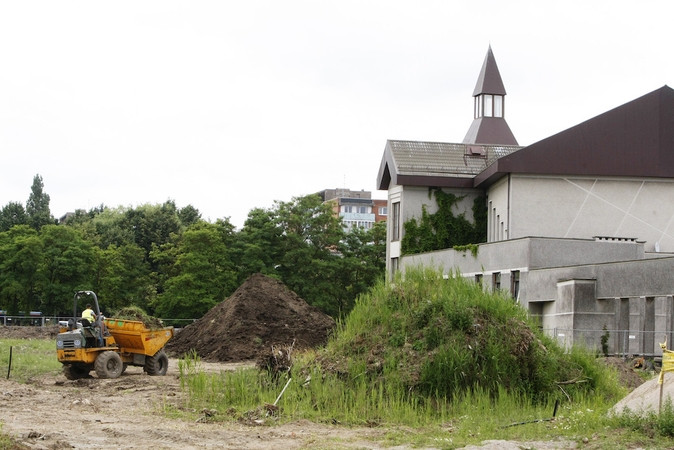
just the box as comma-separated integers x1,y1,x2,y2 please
462,46,518,145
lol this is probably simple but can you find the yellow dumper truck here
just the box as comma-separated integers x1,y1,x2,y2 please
56,291,173,379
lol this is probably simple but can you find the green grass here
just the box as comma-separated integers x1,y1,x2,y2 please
173,351,674,449
0,338,62,383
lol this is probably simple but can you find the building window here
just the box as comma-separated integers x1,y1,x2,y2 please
475,274,483,285
475,94,504,118
391,257,399,277
511,270,520,300
343,206,353,213
379,206,387,216
483,94,493,117
494,95,503,117
492,272,501,291
358,206,370,214
392,202,400,241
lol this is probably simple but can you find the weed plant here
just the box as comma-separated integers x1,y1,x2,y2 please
612,399,674,439
0,424,19,450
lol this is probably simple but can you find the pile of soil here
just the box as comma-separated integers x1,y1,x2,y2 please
602,356,647,391
165,273,336,362
0,325,60,339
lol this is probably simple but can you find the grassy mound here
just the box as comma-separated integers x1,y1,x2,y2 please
316,266,621,403
112,306,164,330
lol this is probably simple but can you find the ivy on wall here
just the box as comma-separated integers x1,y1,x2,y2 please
401,188,487,255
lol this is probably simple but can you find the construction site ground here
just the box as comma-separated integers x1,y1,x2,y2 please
1,355,584,450
0,312,661,450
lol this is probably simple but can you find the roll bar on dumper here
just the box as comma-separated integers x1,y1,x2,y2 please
56,291,173,380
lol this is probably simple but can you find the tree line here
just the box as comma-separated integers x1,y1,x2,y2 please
0,175,386,322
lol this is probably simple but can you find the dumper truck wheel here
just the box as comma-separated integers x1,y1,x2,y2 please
144,350,168,376
95,351,123,379
63,365,91,380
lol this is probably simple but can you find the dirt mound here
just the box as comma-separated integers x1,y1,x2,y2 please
0,325,60,339
165,273,336,362
602,356,646,391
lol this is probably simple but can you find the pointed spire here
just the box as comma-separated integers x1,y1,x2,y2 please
472,45,507,96
463,46,518,146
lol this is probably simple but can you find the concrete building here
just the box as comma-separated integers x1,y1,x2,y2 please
376,46,674,356
317,189,387,231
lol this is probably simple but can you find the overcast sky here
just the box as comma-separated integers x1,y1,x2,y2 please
1,1,672,228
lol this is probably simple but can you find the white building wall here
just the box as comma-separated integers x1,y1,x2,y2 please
486,176,509,242
386,185,403,276
386,185,484,275
502,175,674,252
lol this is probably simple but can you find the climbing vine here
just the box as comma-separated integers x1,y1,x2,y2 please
401,188,487,255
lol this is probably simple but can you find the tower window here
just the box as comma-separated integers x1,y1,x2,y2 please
483,94,493,117
475,94,504,118
494,95,503,117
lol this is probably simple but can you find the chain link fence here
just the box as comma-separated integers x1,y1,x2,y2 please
544,328,673,359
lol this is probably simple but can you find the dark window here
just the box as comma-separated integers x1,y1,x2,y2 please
392,202,401,241
511,270,520,300
492,272,501,291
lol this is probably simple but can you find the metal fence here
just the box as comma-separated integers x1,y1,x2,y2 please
544,328,673,359
1,315,196,328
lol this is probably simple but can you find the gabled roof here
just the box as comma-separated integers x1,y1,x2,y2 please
475,86,674,188
472,45,506,96
376,140,521,190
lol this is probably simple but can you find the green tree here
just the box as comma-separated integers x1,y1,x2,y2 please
0,225,43,314
0,201,28,232
65,205,135,249
26,174,54,230
37,225,96,315
92,243,153,313
152,222,238,320
178,204,202,228
235,207,284,282
123,201,182,270
334,221,387,316
270,195,347,316
237,195,386,318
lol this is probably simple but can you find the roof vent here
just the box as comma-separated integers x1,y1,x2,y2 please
593,236,638,243
465,145,486,157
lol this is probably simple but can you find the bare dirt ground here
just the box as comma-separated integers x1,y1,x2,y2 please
2,358,405,450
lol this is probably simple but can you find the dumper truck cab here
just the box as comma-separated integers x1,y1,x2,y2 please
56,291,173,380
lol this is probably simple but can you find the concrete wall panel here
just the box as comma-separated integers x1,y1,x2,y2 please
500,176,674,252
509,177,585,238
584,179,642,212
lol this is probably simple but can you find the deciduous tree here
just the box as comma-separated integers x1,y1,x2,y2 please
152,222,238,320
0,202,28,232
37,225,96,315
0,225,43,314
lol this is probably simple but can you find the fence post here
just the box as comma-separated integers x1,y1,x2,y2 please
6,346,12,379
